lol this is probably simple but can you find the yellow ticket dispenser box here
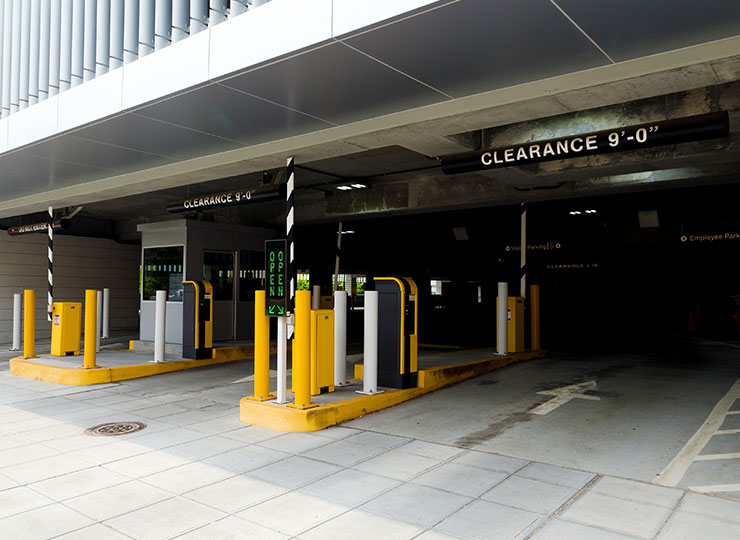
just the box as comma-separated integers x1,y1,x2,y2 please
375,277,418,389
496,296,525,353
51,302,82,356
183,281,213,359
310,309,335,395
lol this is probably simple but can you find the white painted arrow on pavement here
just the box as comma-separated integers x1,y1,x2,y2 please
529,380,600,415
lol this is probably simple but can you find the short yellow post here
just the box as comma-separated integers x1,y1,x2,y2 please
82,289,98,369
23,289,36,359
288,290,316,409
530,284,541,350
249,291,274,401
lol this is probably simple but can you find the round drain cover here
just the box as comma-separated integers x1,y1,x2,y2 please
85,422,147,437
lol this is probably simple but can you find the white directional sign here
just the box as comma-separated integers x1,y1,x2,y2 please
529,381,600,415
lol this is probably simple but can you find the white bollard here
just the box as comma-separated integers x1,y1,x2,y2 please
276,316,288,403
497,282,508,355
357,291,383,395
96,290,103,352
10,293,21,351
333,291,349,386
102,287,110,338
153,290,166,363
312,285,320,310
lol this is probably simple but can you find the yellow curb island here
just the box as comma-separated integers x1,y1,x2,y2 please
240,349,547,432
9,344,283,385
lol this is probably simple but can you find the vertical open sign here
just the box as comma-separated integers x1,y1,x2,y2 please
265,239,288,317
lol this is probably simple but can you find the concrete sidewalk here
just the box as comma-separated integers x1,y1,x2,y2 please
1,359,739,539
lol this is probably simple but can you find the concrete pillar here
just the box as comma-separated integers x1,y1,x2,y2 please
123,0,138,63
138,0,154,57
109,0,123,68
95,0,110,75
70,0,84,86
38,0,51,100
83,0,96,81
154,0,171,50
171,0,188,42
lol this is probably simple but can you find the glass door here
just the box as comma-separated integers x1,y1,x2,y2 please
203,251,235,342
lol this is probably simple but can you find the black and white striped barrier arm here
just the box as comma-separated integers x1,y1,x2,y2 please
286,157,295,338
48,207,53,322
520,203,527,300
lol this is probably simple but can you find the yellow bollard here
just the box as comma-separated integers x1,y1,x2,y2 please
288,290,317,409
23,290,36,359
81,290,98,369
248,291,274,401
530,284,541,351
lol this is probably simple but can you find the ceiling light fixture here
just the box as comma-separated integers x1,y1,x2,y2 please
351,183,367,189
336,185,352,191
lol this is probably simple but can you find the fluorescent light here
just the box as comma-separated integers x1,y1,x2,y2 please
341,230,355,234
351,183,367,189
586,209,597,214
336,185,352,191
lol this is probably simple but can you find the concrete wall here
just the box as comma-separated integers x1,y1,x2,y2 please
0,232,140,345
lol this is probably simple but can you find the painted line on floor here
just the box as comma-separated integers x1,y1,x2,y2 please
689,483,740,493
726,411,740,415
655,377,740,486
716,429,740,435
694,452,740,461
529,380,600,415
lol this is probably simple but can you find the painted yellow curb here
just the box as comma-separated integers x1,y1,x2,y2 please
9,343,285,386
240,350,546,432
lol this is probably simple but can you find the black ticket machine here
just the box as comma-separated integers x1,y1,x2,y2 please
374,277,418,389
183,281,213,359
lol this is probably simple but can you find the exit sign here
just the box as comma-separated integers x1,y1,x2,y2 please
265,239,287,317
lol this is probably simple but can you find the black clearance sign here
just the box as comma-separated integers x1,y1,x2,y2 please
167,184,286,213
441,111,729,175
265,239,288,317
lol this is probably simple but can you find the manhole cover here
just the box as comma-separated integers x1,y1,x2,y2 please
85,422,147,437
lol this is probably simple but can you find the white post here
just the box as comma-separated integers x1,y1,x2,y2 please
358,290,383,395
311,285,320,310
276,316,288,403
521,203,527,300
95,290,102,351
153,289,166,363
333,291,349,386
497,282,508,355
102,287,110,338
11,293,21,351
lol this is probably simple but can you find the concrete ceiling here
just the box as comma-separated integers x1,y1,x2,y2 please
0,0,739,224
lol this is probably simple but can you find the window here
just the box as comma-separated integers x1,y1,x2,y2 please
239,250,264,302
142,246,184,301
203,251,234,301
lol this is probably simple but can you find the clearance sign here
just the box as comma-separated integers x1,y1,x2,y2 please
440,112,728,175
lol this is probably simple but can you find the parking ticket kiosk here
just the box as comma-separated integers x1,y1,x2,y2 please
183,281,213,359
374,277,418,389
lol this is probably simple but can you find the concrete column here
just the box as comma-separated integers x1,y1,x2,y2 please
83,0,96,81
190,0,207,34
171,0,188,42
138,0,154,57
109,0,123,68
333,291,349,386
123,0,138,63
358,291,383,395
38,0,51,100
70,0,84,86
11,293,22,351
154,0,171,50
311,285,320,310
95,290,102,352
497,282,508,355
29,0,41,105
153,289,166,363
102,287,110,338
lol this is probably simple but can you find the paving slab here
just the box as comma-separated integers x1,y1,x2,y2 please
361,483,471,527
657,510,740,540
482,475,579,514
435,499,541,540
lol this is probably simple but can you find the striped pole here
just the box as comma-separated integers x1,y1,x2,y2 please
48,206,53,321
520,203,527,300
286,157,295,337
333,221,342,292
